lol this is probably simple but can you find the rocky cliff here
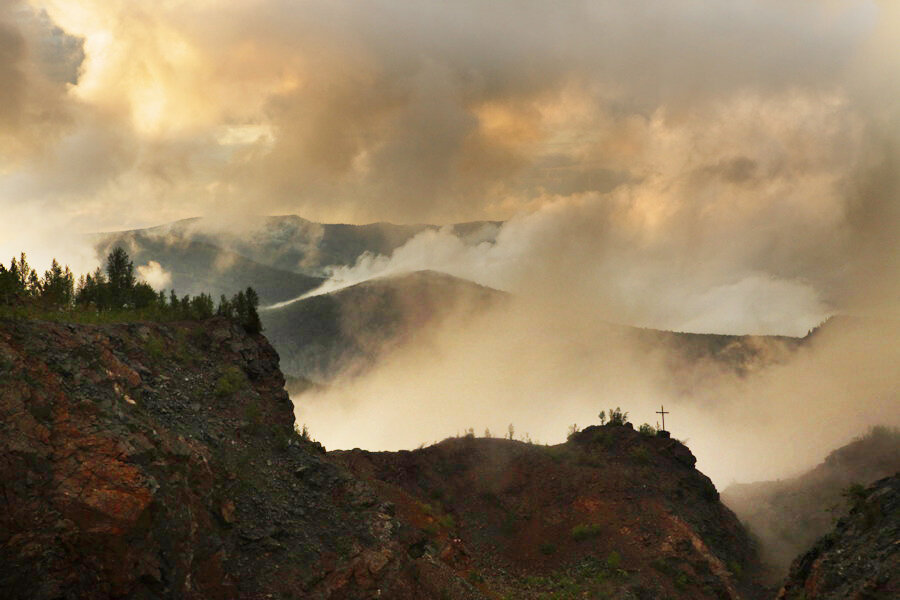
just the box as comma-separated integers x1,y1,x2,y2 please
776,473,899,600
722,426,900,579
0,317,474,599
1,315,768,599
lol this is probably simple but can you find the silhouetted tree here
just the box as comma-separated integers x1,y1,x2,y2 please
242,286,262,333
40,259,75,308
190,293,214,319
132,282,158,309
105,247,136,309
216,294,233,318
0,262,20,304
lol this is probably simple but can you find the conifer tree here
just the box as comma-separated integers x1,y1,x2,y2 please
105,247,136,309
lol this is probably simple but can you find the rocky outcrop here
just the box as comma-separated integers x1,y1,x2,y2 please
722,426,900,580
0,316,475,599
332,424,765,599
776,473,900,600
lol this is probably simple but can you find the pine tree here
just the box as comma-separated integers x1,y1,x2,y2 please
242,286,263,333
105,247,136,309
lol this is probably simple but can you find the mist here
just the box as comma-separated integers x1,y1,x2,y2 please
1,0,898,488
294,297,899,488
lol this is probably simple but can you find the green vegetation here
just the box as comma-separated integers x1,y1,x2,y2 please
216,366,248,398
294,423,313,441
419,501,457,535
518,555,628,599
145,335,165,359
630,446,651,464
842,482,868,510
638,423,657,436
571,523,603,541
0,248,262,332
606,407,629,426
539,543,557,555
591,429,613,449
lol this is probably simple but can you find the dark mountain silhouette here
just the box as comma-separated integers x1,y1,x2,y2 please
94,231,323,304
261,270,507,381
97,215,501,278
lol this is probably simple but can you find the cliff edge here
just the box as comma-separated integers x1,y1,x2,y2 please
0,317,475,599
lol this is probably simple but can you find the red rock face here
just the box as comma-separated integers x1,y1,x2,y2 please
1,317,475,600
0,319,236,599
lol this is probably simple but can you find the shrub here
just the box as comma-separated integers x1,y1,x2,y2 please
607,407,628,426
571,523,603,541
630,446,651,463
216,366,247,397
842,483,868,510
294,423,312,441
145,335,164,360
539,543,557,555
638,423,657,436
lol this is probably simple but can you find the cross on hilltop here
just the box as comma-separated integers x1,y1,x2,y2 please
656,405,669,432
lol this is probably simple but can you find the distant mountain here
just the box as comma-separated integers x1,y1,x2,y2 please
93,216,891,391
99,215,502,278
94,231,323,305
722,426,900,580
261,270,507,381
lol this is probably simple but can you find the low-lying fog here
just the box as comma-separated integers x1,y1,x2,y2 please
292,293,898,488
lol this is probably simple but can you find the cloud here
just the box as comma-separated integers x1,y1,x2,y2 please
295,296,900,488
0,0,894,497
136,260,171,290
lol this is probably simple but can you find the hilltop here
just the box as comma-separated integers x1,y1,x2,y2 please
93,232,323,305
332,424,764,599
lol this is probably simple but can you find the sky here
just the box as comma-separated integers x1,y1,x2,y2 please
0,0,897,485
0,0,897,333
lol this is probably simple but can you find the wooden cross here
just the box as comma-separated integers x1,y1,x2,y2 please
656,405,669,431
